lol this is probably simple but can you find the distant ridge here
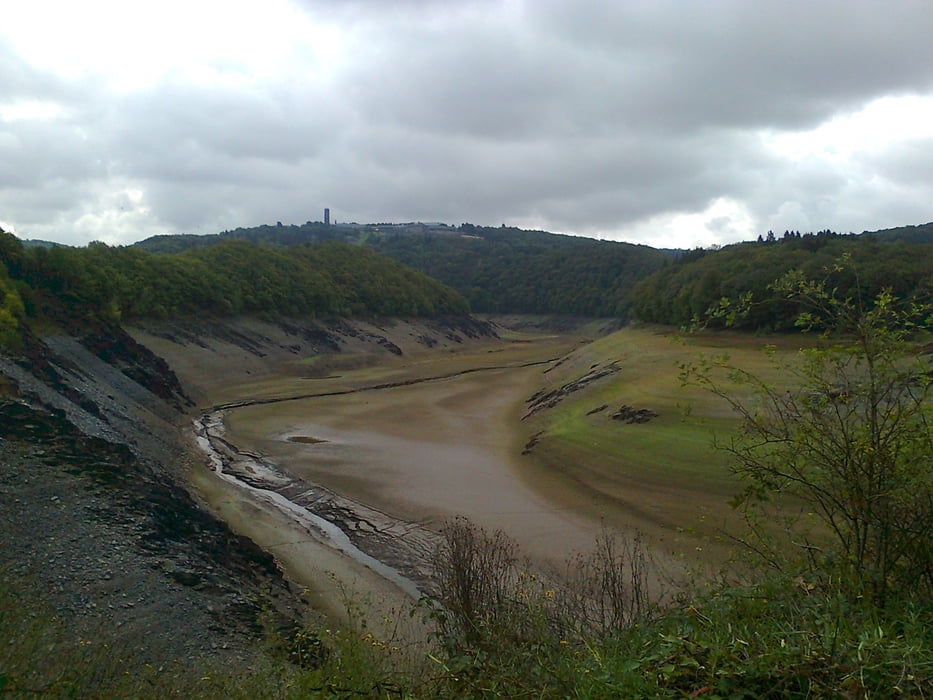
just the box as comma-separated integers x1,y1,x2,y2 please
862,221,933,243
0,227,65,249
133,218,933,318
20,239,67,248
136,222,672,317
632,224,933,330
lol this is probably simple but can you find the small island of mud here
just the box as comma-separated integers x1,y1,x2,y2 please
287,435,328,444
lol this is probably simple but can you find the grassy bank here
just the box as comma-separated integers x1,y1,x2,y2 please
519,325,821,567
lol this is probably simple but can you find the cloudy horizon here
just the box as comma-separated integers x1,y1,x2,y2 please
2,0,932,249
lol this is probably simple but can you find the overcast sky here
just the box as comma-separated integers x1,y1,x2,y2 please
2,1,932,249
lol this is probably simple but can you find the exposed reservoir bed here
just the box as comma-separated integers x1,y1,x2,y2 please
153,319,734,625
173,323,623,621
222,362,601,570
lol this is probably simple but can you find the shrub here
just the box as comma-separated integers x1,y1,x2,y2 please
684,263,933,607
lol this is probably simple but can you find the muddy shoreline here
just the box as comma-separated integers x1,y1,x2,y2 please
213,349,617,599
194,410,430,600
189,352,584,608
2,314,612,676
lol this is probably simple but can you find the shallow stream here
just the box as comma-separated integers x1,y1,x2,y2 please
193,411,424,600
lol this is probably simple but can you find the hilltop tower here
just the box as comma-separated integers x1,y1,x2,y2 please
324,208,330,225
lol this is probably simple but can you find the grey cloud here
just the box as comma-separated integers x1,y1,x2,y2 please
533,1,933,130
108,84,347,174
336,0,933,144
862,138,933,189
2,1,932,245
0,180,101,242
0,39,68,102
0,118,105,189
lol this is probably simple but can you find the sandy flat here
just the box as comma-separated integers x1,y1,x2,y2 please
225,361,606,569
155,319,662,633
189,456,428,643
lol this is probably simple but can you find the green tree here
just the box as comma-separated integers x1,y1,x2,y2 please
0,232,27,348
0,270,25,349
683,266,933,607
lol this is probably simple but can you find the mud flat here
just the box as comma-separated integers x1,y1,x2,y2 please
188,440,424,641
225,361,601,567
156,318,668,627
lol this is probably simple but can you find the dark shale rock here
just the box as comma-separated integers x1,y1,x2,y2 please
610,404,659,424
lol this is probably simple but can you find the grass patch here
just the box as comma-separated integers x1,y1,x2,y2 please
421,518,933,698
520,325,818,561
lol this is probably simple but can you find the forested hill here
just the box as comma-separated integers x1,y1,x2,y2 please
368,225,674,316
632,229,933,330
137,222,671,317
864,220,933,244
0,232,468,346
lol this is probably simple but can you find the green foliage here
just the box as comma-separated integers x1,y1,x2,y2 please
139,222,672,317
0,232,26,348
591,577,933,698
864,220,933,244
157,221,345,251
4,239,468,326
368,226,670,317
633,232,933,330
423,520,933,697
136,220,933,321
683,265,933,607
0,266,25,349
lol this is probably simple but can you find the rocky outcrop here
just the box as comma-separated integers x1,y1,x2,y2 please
610,404,659,424
78,324,192,410
0,313,501,671
522,362,620,420
0,324,306,670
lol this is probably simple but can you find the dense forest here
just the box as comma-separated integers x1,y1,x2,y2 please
367,225,670,316
0,230,468,345
864,220,933,244
136,219,933,323
8,221,933,338
632,230,933,330
137,222,672,317
134,221,346,254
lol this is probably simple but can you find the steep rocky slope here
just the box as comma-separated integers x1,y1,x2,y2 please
0,321,308,676
0,314,497,678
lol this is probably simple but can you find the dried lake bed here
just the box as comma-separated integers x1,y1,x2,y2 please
137,318,738,628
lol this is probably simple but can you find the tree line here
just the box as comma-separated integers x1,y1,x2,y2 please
137,222,673,317
0,230,468,346
8,220,933,337
368,224,671,316
632,232,933,330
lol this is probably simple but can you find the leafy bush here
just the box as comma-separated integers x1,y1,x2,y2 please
683,264,933,607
